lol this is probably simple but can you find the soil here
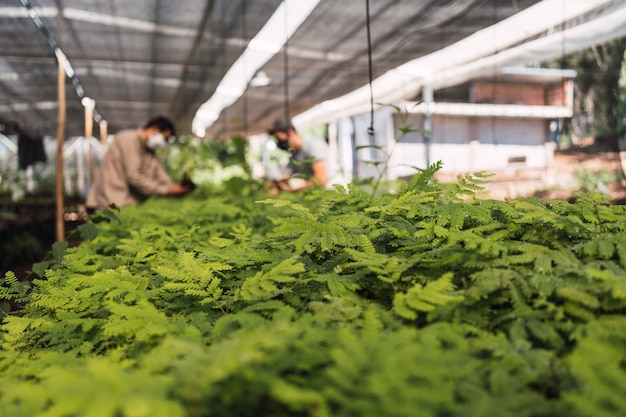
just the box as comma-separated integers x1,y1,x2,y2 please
432,144,626,203
533,145,626,204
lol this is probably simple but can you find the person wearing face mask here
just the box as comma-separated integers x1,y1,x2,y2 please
86,115,194,211
267,118,330,194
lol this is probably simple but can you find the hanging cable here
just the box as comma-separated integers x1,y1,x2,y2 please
283,0,290,122
555,0,567,149
490,0,499,146
559,3,565,71
241,0,249,136
365,0,375,136
219,0,229,138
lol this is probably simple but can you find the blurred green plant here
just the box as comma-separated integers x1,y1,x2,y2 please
3,164,626,416
0,231,43,272
573,166,623,194
2,162,626,416
356,102,430,197
160,134,251,188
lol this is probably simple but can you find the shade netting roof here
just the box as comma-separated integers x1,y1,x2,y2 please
1,0,625,139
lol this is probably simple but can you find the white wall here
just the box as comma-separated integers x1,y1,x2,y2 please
386,114,553,178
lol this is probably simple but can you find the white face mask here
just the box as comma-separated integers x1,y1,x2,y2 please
146,133,167,150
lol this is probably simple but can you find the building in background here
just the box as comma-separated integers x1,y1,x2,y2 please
330,66,576,198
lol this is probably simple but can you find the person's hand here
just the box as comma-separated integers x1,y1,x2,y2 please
266,179,292,195
179,173,197,190
167,183,194,196
265,180,281,195
276,179,293,191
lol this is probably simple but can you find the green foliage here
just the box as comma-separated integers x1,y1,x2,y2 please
358,102,432,197
551,37,626,150
161,134,251,188
0,229,43,270
574,166,624,194
1,165,626,416
0,271,30,313
563,319,626,417
393,272,463,319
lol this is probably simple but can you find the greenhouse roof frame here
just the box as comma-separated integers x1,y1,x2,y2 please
1,0,625,140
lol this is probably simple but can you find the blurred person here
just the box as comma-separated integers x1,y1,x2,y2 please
86,115,194,211
267,118,329,194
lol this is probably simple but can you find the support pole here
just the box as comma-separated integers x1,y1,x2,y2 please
56,53,66,242
100,120,108,145
423,84,433,168
84,99,95,181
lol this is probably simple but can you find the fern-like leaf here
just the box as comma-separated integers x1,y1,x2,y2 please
344,247,409,284
365,190,439,218
236,256,305,301
0,271,30,305
393,272,463,319
271,217,359,253
155,251,227,307
256,199,316,220
102,299,171,341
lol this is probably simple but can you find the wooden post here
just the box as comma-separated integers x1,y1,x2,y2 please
56,54,66,242
84,99,95,181
100,120,108,145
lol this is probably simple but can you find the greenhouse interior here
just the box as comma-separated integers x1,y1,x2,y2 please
1,1,626,416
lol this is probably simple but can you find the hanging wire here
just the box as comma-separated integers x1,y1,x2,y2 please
560,0,567,103
365,0,375,136
219,0,229,138
559,0,566,58
283,0,290,122
490,0,499,146
555,0,567,148
241,0,249,136
438,16,446,147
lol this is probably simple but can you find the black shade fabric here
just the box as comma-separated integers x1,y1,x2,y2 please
17,131,46,170
1,0,623,139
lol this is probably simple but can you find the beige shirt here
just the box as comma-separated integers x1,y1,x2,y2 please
86,129,174,210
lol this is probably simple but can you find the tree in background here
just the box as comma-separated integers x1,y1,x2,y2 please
618,58,626,141
558,37,626,152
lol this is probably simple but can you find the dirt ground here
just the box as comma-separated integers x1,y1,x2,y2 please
534,146,626,204
432,144,626,204
443,143,626,203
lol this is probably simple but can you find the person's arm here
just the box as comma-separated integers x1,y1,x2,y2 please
286,160,327,192
311,159,327,187
166,183,194,196
125,139,192,196
152,160,194,196
119,135,172,196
